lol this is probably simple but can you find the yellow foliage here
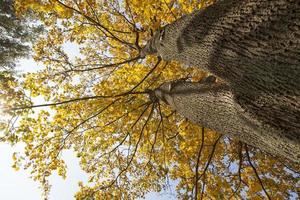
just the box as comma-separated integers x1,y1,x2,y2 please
2,0,298,199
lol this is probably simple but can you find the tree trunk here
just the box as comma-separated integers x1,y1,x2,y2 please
143,0,300,161
154,78,300,162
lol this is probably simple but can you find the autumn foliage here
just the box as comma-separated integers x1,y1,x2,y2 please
0,0,299,199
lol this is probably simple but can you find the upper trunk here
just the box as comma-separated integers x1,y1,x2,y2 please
143,0,300,151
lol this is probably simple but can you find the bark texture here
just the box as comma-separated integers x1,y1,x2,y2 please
143,0,300,161
154,78,300,162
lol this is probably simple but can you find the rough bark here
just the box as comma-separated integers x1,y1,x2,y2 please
143,0,300,162
154,78,300,162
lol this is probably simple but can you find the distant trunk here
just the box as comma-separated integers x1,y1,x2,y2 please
143,0,300,161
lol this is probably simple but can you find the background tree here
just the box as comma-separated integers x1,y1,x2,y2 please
0,0,42,142
1,0,299,199
0,0,43,70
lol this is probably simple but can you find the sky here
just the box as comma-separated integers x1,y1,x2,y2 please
0,144,89,200
0,43,176,200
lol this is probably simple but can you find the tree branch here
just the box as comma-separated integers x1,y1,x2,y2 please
245,145,271,200
195,127,205,200
98,103,155,191
55,0,136,49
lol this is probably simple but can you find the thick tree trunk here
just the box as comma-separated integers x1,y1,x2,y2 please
142,0,300,162
154,78,300,162
143,0,300,162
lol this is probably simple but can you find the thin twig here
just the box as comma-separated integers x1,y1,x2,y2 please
245,145,271,200
195,127,205,200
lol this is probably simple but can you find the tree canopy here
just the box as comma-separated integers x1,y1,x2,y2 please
0,0,43,142
1,0,299,199
0,0,43,70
